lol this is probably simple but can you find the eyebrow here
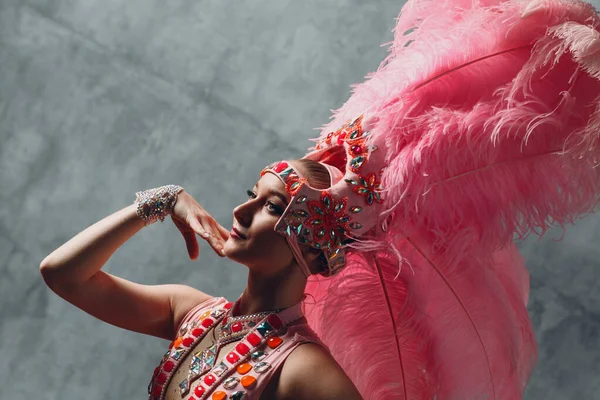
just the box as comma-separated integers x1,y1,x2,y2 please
254,181,289,206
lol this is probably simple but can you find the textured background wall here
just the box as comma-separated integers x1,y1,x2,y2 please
1,1,599,399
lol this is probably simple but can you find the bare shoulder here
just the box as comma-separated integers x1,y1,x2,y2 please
276,342,363,400
169,285,213,338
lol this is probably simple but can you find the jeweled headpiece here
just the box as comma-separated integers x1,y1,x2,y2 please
260,114,386,277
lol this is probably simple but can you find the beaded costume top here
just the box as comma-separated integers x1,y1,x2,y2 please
147,297,327,400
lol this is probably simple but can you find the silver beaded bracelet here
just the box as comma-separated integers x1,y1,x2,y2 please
134,185,184,226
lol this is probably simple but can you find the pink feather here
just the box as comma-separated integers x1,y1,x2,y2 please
302,0,600,399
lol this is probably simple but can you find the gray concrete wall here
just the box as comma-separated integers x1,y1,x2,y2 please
1,1,599,399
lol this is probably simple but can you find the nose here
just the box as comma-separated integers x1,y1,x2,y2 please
233,203,250,229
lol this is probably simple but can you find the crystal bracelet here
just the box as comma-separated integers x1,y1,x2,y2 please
134,185,184,226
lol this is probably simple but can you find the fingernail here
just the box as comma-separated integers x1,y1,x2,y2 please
202,232,210,238
220,249,225,256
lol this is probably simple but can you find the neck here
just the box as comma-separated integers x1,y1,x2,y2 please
236,262,307,316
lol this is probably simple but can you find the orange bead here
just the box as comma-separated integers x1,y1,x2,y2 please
212,391,227,400
236,363,252,375
200,311,211,320
267,336,283,349
241,375,257,388
173,337,183,348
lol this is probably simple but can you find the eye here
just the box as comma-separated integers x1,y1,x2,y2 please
246,190,281,213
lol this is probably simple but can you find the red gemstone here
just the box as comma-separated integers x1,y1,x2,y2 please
236,342,250,355
203,374,216,386
152,383,163,397
337,134,347,145
194,385,205,396
274,162,289,173
156,373,167,384
221,317,228,326
247,333,261,346
201,318,214,328
351,145,362,153
224,302,234,309
231,322,242,332
191,328,204,337
226,352,240,363
267,314,283,329
183,337,194,347
163,361,175,372
153,366,160,376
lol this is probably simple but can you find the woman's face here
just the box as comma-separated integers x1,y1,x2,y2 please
223,168,296,274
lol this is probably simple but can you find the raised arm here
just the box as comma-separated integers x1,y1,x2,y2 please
39,189,228,340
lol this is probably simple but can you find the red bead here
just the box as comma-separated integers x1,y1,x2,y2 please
203,374,216,386
156,373,167,384
152,384,163,397
153,366,160,376
194,386,205,397
337,134,347,145
224,302,233,309
247,333,261,346
232,322,242,332
183,337,194,347
236,342,250,356
351,145,362,154
267,314,283,329
191,328,204,337
201,318,214,328
226,352,240,363
274,162,289,173
163,361,175,372
221,317,228,325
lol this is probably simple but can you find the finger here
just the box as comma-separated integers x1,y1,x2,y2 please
183,229,199,260
190,218,210,239
215,223,231,241
198,218,225,256
208,226,226,256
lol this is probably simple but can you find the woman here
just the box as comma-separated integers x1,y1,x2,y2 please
41,0,600,398
40,159,362,400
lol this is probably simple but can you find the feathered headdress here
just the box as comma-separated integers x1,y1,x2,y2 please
264,0,600,399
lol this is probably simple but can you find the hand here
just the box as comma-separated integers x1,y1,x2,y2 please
170,191,230,260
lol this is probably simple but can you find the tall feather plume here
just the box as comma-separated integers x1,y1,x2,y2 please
302,0,600,399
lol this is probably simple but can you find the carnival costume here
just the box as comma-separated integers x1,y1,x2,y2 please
146,0,600,399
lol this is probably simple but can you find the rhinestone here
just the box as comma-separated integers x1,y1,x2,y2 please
351,156,365,170
335,202,345,212
213,361,229,377
178,322,188,336
350,206,362,213
295,195,307,204
256,321,274,336
231,391,246,400
254,361,271,373
250,351,266,362
293,209,309,218
350,222,363,229
211,309,225,318
179,379,189,396
223,377,240,389
188,362,201,381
